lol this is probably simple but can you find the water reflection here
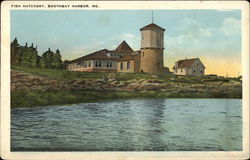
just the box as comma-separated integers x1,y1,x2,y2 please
11,99,242,151
139,99,166,150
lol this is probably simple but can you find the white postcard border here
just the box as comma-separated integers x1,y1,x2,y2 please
1,1,249,160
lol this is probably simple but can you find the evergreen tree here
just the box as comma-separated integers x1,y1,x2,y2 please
40,48,54,69
10,38,20,65
53,49,63,69
19,45,38,67
10,38,64,69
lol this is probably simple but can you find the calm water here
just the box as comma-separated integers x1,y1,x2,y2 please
11,99,242,151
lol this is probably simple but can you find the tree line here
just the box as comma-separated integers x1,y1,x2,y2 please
11,38,65,69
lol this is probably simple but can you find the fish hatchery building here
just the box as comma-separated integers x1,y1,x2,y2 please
67,22,169,75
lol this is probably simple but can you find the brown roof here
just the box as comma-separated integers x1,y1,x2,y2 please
118,53,141,61
68,41,133,64
69,49,118,64
173,58,199,69
115,41,133,53
140,23,165,31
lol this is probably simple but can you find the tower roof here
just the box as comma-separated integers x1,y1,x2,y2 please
115,41,133,53
140,23,165,31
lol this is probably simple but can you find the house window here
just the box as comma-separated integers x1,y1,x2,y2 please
95,61,98,67
98,61,101,67
120,62,123,70
88,62,91,67
106,62,112,68
194,69,196,73
127,61,130,69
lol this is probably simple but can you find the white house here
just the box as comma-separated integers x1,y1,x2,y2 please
173,58,205,76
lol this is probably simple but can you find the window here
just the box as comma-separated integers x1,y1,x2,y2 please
181,69,182,72
120,62,123,70
95,61,98,67
98,61,101,67
127,61,130,69
88,62,91,67
106,62,112,68
194,69,196,73
200,71,202,73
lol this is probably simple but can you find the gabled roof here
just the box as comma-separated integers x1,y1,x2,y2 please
115,41,133,53
68,41,133,64
173,58,204,69
140,23,165,31
118,52,141,61
69,49,118,64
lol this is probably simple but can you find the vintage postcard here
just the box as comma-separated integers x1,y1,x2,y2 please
1,0,249,160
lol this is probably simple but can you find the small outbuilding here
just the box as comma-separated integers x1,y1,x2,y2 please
173,58,205,76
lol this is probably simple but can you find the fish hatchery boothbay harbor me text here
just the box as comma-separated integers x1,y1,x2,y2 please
67,22,205,76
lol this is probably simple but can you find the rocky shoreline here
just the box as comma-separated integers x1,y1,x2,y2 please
11,69,242,107
11,70,241,93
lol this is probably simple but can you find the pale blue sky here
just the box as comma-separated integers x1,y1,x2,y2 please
11,10,242,76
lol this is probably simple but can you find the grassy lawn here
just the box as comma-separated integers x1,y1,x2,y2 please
12,66,156,81
12,66,108,79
